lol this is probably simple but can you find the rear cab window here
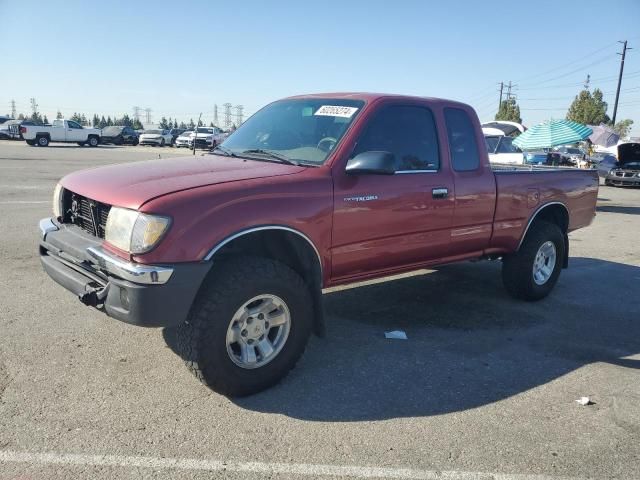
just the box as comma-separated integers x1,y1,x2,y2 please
444,108,481,171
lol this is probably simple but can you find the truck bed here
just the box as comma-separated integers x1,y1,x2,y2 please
489,165,599,253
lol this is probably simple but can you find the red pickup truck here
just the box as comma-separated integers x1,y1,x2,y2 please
39,93,599,396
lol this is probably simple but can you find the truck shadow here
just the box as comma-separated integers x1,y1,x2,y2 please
596,205,640,215
163,257,640,421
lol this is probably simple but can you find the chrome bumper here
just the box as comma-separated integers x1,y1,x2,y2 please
39,218,173,285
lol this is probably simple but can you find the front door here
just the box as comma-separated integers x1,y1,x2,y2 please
331,104,454,280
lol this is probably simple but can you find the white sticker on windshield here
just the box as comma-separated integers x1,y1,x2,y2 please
314,105,359,118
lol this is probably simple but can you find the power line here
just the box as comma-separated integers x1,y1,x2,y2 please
513,41,618,84
518,54,615,88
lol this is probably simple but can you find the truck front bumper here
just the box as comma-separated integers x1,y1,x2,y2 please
39,218,211,327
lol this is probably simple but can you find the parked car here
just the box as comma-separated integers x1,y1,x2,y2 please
0,115,13,125
484,133,524,165
174,130,194,148
3,119,35,140
100,126,139,145
138,129,173,147
169,128,187,145
38,93,598,396
554,146,587,167
21,119,101,147
601,142,640,187
189,127,225,149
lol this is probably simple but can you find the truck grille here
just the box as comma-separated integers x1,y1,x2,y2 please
62,190,111,239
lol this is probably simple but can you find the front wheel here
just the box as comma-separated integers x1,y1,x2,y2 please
87,136,99,147
502,221,565,301
177,256,313,396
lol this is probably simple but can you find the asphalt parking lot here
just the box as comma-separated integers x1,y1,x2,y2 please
0,140,639,479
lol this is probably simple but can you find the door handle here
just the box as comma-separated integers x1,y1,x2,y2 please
432,188,448,199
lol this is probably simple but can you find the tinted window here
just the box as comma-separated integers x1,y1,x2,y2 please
67,121,82,129
353,105,439,171
444,108,481,171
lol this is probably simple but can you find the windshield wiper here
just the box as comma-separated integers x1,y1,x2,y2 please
242,149,300,166
212,145,237,157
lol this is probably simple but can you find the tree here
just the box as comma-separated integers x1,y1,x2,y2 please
566,88,609,125
197,118,204,127
106,116,113,126
132,118,143,130
174,119,178,129
495,97,522,123
179,121,187,129
158,116,169,129
612,119,634,139
18,113,25,120
188,118,196,129
80,114,88,126
92,114,100,127
56,110,63,119
99,116,107,129
43,115,49,124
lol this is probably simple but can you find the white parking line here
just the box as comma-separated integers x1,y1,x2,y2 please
0,450,580,480
0,200,49,204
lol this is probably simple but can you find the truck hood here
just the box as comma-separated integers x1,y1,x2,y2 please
60,155,305,210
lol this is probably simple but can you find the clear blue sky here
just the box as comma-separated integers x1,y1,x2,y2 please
1,0,639,134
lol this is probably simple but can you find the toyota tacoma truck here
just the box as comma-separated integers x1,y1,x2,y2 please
38,93,599,396
22,119,101,147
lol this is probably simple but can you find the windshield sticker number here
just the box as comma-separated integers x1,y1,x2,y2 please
314,105,359,118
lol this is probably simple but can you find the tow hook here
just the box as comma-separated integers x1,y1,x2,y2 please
78,283,110,307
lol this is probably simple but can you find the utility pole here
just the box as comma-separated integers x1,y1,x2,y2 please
498,82,504,111
506,81,513,101
192,112,202,155
584,74,590,91
235,105,243,126
612,40,632,126
213,104,219,127
10,99,16,118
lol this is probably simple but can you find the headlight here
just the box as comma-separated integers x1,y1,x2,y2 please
52,183,63,218
105,207,170,254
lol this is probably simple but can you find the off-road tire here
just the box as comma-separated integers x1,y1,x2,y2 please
176,256,313,396
502,221,565,301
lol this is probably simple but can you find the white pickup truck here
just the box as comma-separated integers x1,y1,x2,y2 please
22,119,101,147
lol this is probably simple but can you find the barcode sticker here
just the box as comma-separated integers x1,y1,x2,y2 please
314,105,359,118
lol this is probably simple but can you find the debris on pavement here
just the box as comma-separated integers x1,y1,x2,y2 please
384,330,408,340
575,396,594,406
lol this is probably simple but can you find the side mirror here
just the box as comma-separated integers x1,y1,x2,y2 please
346,151,396,175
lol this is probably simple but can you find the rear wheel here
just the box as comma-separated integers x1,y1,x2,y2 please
177,256,312,396
36,136,49,147
502,221,564,301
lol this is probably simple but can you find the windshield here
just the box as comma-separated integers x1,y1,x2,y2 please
485,136,500,153
143,130,162,134
221,98,365,165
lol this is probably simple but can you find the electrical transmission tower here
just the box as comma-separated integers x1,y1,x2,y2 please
10,99,16,118
235,105,243,126
144,108,152,125
30,98,38,115
133,106,141,122
223,103,232,129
